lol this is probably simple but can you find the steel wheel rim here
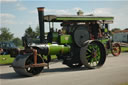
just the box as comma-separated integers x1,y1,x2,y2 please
25,55,44,75
86,43,101,67
80,41,106,69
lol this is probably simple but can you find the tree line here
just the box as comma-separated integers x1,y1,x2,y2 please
0,26,40,47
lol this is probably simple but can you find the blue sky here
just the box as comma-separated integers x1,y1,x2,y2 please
0,0,128,38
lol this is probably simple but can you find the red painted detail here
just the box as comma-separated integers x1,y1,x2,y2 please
111,43,121,56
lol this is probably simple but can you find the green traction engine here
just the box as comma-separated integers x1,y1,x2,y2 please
12,7,114,76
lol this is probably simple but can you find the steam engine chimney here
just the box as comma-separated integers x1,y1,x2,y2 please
37,7,45,43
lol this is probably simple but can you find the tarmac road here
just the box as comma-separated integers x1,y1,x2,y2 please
0,53,128,85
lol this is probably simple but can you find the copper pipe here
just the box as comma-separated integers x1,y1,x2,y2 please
33,49,37,64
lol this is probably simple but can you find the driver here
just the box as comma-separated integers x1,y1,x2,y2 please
89,21,101,39
47,28,54,43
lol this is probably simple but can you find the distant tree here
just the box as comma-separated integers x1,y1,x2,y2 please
0,27,13,41
35,26,40,37
111,28,121,32
124,28,128,30
24,26,37,38
12,37,22,46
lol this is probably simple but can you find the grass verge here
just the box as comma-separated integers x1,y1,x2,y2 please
0,55,57,65
119,82,128,85
0,55,15,65
121,46,128,52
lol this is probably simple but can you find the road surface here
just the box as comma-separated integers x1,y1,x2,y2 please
0,53,128,85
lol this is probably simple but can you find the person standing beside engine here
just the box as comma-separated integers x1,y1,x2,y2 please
0,48,3,55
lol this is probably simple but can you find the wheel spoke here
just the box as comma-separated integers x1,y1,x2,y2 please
95,56,99,64
87,43,101,66
87,55,91,58
25,56,44,75
90,58,94,66
80,41,106,69
87,50,91,54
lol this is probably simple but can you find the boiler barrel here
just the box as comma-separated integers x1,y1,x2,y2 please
48,45,70,55
32,44,70,55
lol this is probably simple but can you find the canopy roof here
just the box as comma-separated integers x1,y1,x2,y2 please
44,15,114,23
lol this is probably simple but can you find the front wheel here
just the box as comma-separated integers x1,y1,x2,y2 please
13,54,44,76
80,41,106,69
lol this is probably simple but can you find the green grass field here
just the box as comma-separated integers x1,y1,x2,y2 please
0,46,127,65
0,55,57,65
120,82,128,85
0,55,15,64
121,46,128,52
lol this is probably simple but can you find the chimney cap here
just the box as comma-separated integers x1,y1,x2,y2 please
37,7,45,11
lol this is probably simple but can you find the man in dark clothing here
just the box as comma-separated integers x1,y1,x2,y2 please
90,21,100,39
47,28,53,43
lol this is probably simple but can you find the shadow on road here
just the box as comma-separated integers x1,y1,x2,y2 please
0,72,27,79
0,67,89,80
43,67,88,73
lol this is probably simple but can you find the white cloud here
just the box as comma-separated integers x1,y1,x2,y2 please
0,13,15,19
29,7,113,17
0,0,17,2
30,8,80,15
84,8,113,16
111,7,128,29
30,7,113,16
45,9,72,15
0,13,16,26
0,19,16,28
89,7,128,29
30,6,127,30
16,3,27,11
28,20,38,25
17,6,27,11
73,7,82,11
93,8,112,15
30,9,37,14
1,20,16,25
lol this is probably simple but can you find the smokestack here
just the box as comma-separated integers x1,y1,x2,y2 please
37,7,45,43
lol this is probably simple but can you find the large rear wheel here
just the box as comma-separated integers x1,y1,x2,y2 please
80,41,106,69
